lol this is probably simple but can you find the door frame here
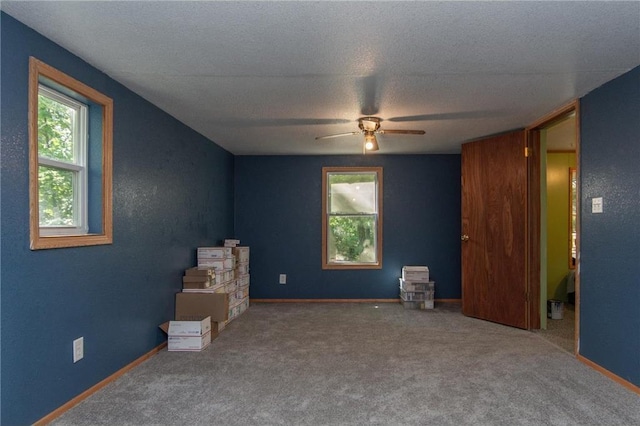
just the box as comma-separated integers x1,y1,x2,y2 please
525,101,580,354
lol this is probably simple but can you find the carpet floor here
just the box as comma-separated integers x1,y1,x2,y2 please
51,302,640,426
535,304,576,354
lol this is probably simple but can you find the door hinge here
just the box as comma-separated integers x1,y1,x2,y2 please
524,147,532,157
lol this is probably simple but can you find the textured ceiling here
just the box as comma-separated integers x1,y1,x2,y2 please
3,1,639,155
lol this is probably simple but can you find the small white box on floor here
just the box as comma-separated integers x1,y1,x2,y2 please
159,317,212,351
167,332,211,351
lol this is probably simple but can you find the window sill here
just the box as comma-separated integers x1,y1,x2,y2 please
30,233,112,250
322,263,383,270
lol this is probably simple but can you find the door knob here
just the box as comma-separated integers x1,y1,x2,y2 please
461,234,470,242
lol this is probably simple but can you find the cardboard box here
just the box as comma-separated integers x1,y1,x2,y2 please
402,266,430,282
198,257,235,270
158,317,213,351
167,333,211,351
181,281,225,293
232,246,250,263
238,274,250,287
225,279,238,294
210,320,225,334
399,278,434,292
224,239,240,247
182,275,213,289
175,292,229,322
197,247,232,260
236,263,249,276
185,267,215,277
167,316,211,336
400,289,434,302
210,269,234,286
228,296,250,322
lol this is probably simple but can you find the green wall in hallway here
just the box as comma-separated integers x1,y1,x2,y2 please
546,152,576,301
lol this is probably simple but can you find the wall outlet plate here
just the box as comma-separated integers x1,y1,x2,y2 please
279,274,287,284
592,197,603,213
73,337,84,363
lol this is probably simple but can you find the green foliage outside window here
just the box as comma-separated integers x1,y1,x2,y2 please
329,216,375,262
38,94,75,225
328,173,375,185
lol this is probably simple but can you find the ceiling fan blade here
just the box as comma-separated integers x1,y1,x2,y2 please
210,118,351,127
378,129,425,135
315,131,361,140
388,111,505,122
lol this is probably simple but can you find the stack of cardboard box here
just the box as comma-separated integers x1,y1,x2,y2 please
228,244,250,322
188,241,251,326
399,266,435,310
159,242,253,351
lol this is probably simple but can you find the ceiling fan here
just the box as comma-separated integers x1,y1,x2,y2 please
315,117,425,153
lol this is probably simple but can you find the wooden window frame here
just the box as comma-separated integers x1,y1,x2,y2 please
322,166,383,270
29,57,113,250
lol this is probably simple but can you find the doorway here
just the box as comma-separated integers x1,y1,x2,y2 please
527,102,579,354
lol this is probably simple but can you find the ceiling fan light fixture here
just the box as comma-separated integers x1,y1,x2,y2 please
364,132,379,151
316,116,423,153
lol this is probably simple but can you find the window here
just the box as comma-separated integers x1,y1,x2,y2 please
322,167,383,269
29,57,113,249
37,85,88,235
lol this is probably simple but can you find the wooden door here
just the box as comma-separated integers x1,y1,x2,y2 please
461,131,528,329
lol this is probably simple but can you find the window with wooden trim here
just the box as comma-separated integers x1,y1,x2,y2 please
322,167,383,269
29,57,113,249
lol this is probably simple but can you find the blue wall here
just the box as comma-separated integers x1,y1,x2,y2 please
1,13,234,425
235,155,461,299
579,66,640,387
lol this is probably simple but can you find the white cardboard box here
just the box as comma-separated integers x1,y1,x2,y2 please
399,278,434,292
168,316,211,336
402,266,430,282
236,263,249,275
238,274,250,287
160,317,212,351
198,256,235,270
224,239,240,247
197,247,232,260
167,332,211,351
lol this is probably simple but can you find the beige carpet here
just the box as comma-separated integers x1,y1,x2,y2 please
51,302,639,425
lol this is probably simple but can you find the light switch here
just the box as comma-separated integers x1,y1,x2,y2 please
592,197,603,213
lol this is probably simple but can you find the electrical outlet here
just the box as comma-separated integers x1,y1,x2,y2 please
279,274,287,284
73,337,84,363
